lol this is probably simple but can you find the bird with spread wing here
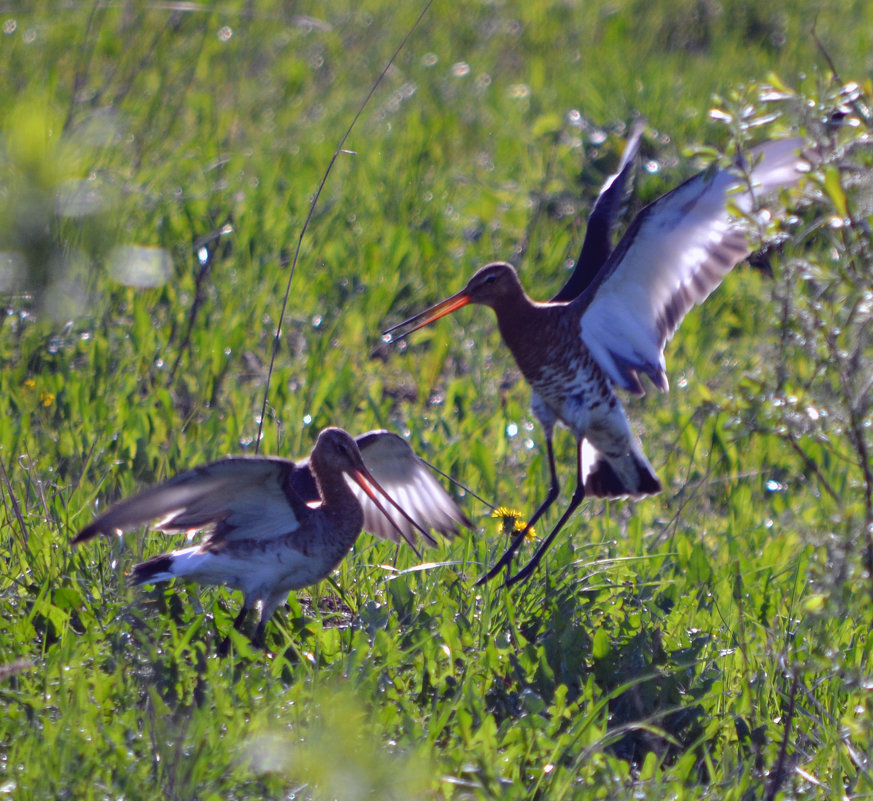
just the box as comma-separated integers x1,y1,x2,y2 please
74,427,470,646
385,133,810,586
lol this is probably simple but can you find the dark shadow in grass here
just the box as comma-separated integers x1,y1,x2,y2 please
487,575,718,776
592,627,712,771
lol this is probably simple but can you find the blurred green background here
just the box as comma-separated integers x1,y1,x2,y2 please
1,2,872,799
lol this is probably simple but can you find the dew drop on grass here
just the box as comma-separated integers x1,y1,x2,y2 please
506,423,518,438
303,414,312,425
759,88,793,102
709,108,733,123
589,129,607,145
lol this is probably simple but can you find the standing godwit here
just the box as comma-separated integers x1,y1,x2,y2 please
384,136,809,586
73,427,467,646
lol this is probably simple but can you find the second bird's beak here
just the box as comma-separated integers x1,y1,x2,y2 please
382,291,472,343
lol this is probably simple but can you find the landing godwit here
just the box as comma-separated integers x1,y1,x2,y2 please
73,427,467,646
384,136,809,586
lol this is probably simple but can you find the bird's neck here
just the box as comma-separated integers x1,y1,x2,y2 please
313,470,366,542
491,294,560,362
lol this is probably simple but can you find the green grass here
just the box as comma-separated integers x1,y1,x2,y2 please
1,1,873,798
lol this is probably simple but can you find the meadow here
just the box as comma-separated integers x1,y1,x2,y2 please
1,1,872,798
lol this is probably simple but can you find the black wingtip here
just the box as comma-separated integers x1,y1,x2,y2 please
71,524,102,545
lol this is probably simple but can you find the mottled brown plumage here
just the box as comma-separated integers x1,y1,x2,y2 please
385,137,809,585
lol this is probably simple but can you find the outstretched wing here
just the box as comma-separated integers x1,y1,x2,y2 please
576,138,808,395
552,119,645,302
352,430,472,545
290,430,471,546
73,457,311,545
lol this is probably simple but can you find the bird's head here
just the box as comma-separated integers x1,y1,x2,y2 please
382,261,523,342
311,427,430,551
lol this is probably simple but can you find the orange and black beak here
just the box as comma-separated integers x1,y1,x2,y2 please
382,290,472,343
348,466,430,556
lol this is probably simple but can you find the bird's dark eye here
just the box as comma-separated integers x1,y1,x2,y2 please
484,273,497,283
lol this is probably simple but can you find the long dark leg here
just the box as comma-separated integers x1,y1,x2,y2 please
475,433,561,586
505,441,586,587
218,602,251,657
252,613,272,650
252,593,286,650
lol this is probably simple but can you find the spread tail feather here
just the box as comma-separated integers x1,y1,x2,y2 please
581,440,662,499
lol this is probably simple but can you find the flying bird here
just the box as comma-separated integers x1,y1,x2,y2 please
73,427,469,646
384,135,809,586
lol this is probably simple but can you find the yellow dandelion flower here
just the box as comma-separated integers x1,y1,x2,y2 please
39,391,55,407
491,506,536,541
23,378,36,390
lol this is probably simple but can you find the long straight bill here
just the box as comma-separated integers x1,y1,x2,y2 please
351,468,429,557
382,291,472,343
